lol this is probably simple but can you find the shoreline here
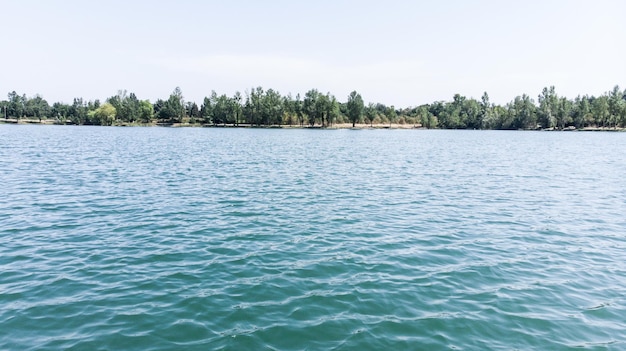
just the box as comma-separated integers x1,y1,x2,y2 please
1,118,625,131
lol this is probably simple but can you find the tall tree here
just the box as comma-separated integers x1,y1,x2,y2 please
591,95,610,128
510,94,536,129
89,102,117,126
264,89,283,126
7,91,25,119
620,87,626,128
25,95,50,121
386,105,397,127
106,90,141,122
126,93,141,122
69,98,88,125
51,102,70,121
463,98,482,129
0,100,7,119
315,93,330,127
418,106,436,129
326,94,339,127
212,93,231,125
346,90,364,127
365,103,376,127
186,102,200,123
294,93,304,126
282,94,295,126
157,87,185,123
303,89,320,126
200,96,213,125
480,91,492,128
233,91,242,126
608,85,623,129
555,97,572,129
245,87,265,126
139,100,153,123
538,86,558,129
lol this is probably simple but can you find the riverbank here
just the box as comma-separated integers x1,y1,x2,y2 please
1,118,625,131
0,118,420,129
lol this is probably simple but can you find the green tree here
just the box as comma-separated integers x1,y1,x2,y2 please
233,91,243,126
608,85,623,128
294,93,304,126
480,92,492,128
438,94,466,128
538,86,558,129
428,101,444,125
89,102,117,125
51,102,70,122
264,89,283,126
126,93,141,122
555,97,572,129
68,98,88,125
416,106,428,128
186,102,200,123
303,89,320,126
572,95,589,128
212,93,231,125
509,94,536,129
7,91,25,119
153,99,164,119
386,105,397,127
107,90,141,123
365,103,377,127
425,108,438,128
0,100,7,119
620,89,626,128
139,100,153,123
108,90,129,122
25,95,50,121
591,95,610,127
346,90,364,127
282,94,295,126
315,93,330,127
462,98,482,129
324,94,339,127
157,87,185,123
244,87,265,126
200,96,213,125
485,104,509,129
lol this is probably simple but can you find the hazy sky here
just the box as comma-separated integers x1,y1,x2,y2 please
3,0,625,106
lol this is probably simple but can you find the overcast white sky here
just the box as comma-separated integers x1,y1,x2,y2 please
2,0,625,106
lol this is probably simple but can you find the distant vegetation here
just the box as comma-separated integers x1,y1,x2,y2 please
1,85,625,129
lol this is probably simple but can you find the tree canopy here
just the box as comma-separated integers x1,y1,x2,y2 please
2,85,625,130
346,91,364,128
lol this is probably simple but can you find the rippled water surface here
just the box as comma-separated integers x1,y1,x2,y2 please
1,125,626,350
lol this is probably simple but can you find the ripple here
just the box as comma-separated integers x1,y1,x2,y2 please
1,127,626,350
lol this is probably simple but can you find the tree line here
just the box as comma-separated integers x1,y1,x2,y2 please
2,85,625,129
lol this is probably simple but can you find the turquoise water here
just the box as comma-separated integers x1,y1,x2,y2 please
1,125,625,350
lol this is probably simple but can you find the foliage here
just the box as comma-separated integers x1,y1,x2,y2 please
346,91,364,127
303,89,321,126
3,85,626,129
157,87,185,123
88,102,117,126
365,103,377,127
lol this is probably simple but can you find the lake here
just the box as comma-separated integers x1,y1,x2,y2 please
1,125,625,350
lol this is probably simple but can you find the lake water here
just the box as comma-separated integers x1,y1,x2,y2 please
1,125,625,350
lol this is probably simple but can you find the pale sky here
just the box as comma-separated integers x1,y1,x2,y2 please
2,0,625,107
